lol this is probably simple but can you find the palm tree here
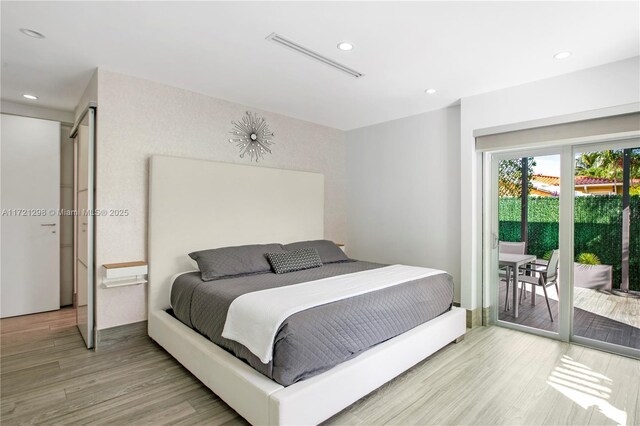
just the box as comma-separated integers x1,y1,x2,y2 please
600,150,623,192
575,150,638,193
575,152,603,175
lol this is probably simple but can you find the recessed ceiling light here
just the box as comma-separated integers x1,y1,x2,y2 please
23,94,38,100
554,51,572,60
424,88,437,95
337,42,353,51
19,28,45,39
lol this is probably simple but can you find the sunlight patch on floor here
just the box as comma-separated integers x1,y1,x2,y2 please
547,355,627,426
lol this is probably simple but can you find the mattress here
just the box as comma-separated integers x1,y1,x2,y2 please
170,261,454,386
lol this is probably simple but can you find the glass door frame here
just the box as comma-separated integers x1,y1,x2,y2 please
484,146,570,342
70,104,96,349
569,138,640,359
483,137,640,358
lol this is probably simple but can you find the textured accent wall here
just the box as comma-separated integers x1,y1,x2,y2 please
95,70,347,329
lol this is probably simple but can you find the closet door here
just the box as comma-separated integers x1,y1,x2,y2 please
1,114,61,317
73,107,95,348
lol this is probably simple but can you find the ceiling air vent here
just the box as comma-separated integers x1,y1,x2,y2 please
266,33,364,79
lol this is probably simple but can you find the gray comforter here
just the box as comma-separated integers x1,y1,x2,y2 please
171,261,453,386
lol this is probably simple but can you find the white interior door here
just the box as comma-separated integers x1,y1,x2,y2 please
1,114,60,318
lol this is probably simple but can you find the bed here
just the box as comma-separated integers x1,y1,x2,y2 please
148,156,466,426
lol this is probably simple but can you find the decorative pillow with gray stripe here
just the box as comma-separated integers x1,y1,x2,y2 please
266,248,323,274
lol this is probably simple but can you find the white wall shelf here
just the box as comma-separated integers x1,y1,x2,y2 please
103,261,148,288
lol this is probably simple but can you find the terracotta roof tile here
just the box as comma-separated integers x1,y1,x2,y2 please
574,176,616,185
532,174,560,186
532,174,625,186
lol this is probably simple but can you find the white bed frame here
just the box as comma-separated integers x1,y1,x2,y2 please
148,156,466,426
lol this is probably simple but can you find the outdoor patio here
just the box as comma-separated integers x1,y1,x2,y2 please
499,282,640,349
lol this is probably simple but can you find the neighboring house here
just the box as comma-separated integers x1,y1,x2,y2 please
531,174,640,196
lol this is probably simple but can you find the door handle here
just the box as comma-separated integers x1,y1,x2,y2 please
40,223,57,227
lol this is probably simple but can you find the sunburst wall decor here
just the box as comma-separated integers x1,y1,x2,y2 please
228,111,275,162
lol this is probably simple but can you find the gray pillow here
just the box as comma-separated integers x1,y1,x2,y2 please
189,243,285,281
266,248,323,274
283,240,350,264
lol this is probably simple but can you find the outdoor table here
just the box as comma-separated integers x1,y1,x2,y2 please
499,253,537,318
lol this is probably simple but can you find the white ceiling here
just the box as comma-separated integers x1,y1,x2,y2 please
1,1,639,130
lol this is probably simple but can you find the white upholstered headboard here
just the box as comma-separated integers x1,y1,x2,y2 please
148,156,324,312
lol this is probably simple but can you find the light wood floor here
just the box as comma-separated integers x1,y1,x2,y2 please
2,308,639,425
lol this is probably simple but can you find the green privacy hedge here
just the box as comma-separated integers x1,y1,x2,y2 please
499,195,640,291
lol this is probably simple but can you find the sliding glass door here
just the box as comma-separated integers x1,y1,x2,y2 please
486,139,640,358
572,142,640,356
489,148,564,338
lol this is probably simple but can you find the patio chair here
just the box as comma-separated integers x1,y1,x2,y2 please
518,249,559,322
499,241,526,311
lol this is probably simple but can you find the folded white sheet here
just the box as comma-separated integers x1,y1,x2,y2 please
221,264,445,363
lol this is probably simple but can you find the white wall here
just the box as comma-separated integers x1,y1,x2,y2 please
346,106,461,302
94,69,347,329
459,56,640,311
1,100,74,124
74,70,98,120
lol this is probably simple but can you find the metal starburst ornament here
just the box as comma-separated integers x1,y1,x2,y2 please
228,111,275,162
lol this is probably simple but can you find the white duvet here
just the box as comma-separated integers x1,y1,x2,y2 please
221,264,445,364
